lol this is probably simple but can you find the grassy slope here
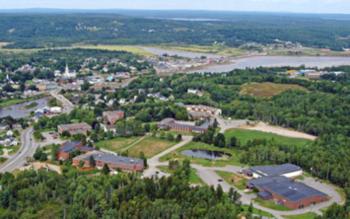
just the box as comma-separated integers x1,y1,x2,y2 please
283,212,318,219
73,44,153,56
127,136,176,158
240,82,308,98
225,129,311,147
96,137,141,152
160,141,243,167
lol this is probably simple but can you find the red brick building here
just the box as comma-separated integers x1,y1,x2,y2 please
72,151,144,172
57,141,94,161
249,176,329,209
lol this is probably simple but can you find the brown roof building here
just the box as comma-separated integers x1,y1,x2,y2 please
58,122,92,136
103,111,125,126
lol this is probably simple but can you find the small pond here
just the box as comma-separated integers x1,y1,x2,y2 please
181,149,231,160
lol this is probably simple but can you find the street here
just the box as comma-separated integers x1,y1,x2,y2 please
0,127,39,173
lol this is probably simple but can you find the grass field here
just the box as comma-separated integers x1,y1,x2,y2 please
283,212,318,219
159,44,247,57
127,136,176,158
73,44,153,56
158,166,204,185
225,129,311,147
216,171,248,191
254,198,291,211
240,82,308,98
160,141,243,167
241,205,274,218
96,137,142,152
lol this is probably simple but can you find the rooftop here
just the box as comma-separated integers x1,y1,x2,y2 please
75,151,144,166
250,163,301,177
250,176,327,202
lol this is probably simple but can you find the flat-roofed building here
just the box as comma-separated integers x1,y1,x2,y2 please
57,141,94,161
158,118,212,134
58,122,92,136
186,104,222,119
248,176,329,209
246,163,303,179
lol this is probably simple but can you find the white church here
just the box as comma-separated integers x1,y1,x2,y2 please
62,64,77,79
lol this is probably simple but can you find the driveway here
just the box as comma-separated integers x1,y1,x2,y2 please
143,134,343,219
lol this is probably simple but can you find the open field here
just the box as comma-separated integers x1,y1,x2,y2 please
225,129,312,147
73,44,153,56
241,122,317,140
254,198,291,211
240,82,308,98
158,44,247,57
127,136,176,158
216,170,248,191
96,137,142,152
158,166,204,185
160,141,243,167
282,212,318,219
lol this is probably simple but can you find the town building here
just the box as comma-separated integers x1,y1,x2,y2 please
245,163,303,179
185,104,222,120
158,118,213,134
57,122,92,136
72,151,144,172
57,141,94,161
248,176,329,209
103,111,125,126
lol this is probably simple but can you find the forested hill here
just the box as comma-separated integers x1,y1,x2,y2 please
1,12,350,50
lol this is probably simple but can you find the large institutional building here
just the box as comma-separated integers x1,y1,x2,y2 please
245,164,329,209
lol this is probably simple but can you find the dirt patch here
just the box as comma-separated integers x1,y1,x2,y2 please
240,122,317,141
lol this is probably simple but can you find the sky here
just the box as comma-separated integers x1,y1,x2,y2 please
0,0,350,14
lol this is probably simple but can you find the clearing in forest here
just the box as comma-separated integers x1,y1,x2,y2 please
240,82,307,98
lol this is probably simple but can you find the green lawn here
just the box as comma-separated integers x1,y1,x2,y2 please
225,129,311,147
241,205,274,218
127,137,176,158
254,198,291,211
158,166,204,185
96,137,141,152
283,212,318,219
216,171,248,191
160,141,243,167
240,82,308,98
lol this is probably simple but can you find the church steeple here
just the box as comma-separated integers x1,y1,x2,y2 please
65,64,69,74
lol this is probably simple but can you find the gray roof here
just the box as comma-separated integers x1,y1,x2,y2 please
249,176,327,202
76,151,143,166
250,163,301,177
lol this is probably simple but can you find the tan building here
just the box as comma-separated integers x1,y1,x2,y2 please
103,111,125,126
58,123,92,136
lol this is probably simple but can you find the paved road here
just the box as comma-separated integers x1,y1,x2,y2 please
49,90,74,114
216,117,247,133
143,134,343,219
0,127,39,173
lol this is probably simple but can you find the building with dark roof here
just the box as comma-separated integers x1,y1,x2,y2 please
72,151,144,172
246,163,303,178
158,118,213,134
248,176,329,209
57,141,94,161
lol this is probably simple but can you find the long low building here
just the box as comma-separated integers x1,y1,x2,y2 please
248,176,329,209
58,122,92,136
245,163,303,178
72,151,144,172
158,118,212,133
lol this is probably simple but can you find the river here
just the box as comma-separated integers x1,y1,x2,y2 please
142,47,350,73
0,98,48,119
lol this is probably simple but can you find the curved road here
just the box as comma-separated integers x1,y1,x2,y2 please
0,127,38,173
144,135,343,219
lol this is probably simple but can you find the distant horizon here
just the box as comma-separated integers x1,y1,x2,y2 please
0,8,350,16
1,0,350,15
